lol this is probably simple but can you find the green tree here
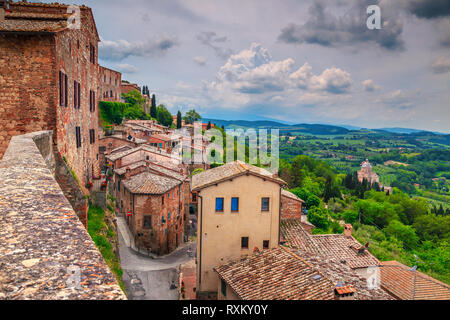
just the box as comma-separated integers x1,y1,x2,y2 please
176,111,182,129
307,207,331,231
384,220,420,249
156,104,173,127
183,109,201,124
150,94,157,118
123,89,145,107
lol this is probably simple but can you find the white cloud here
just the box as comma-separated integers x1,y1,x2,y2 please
431,56,450,74
362,79,381,92
99,36,178,61
203,43,353,108
115,63,139,74
196,31,233,59
193,56,208,66
376,89,420,109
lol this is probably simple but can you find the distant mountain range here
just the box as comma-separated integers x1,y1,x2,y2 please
202,118,448,136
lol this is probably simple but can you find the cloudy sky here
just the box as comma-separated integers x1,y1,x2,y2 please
48,0,450,132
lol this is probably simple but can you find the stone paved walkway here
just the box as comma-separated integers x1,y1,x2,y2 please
117,219,196,300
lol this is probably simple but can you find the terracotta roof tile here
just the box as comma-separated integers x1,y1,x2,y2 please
280,219,380,269
123,170,181,195
296,249,392,300
281,189,305,203
214,247,334,300
191,161,285,191
0,19,67,33
214,246,392,300
380,261,450,300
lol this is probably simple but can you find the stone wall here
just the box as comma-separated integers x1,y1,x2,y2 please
0,131,125,300
53,148,88,228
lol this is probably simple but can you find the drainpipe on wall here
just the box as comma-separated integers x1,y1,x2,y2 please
278,187,281,245
198,193,203,289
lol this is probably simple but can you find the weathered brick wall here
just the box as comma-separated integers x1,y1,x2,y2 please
281,195,303,219
54,9,100,193
0,5,101,196
0,34,57,160
99,66,122,102
116,179,184,255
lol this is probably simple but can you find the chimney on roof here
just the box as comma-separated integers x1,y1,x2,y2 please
344,224,353,237
334,284,356,300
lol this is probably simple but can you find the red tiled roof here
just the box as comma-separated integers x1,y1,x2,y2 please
0,18,67,33
296,249,392,300
280,219,320,253
380,261,450,300
191,160,285,191
123,170,180,195
281,189,305,203
3,1,99,39
280,219,380,269
312,234,379,269
335,285,357,295
214,247,335,300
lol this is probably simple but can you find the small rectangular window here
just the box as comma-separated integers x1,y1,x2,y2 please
89,129,95,144
221,279,227,297
263,240,269,249
215,198,224,212
241,237,249,249
77,82,81,108
74,80,77,108
64,74,68,107
59,71,64,106
75,126,81,148
231,197,239,212
143,215,152,229
261,197,270,211
89,90,95,112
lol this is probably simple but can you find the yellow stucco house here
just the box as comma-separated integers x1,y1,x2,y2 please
191,160,286,298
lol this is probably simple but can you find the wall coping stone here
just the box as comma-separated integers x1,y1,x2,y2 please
0,131,126,300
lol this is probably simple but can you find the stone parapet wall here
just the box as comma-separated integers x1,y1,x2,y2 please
0,131,126,300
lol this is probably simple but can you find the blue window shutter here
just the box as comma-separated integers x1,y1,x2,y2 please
231,198,239,211
216,198,224,211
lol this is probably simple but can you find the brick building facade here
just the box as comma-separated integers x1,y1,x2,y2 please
113,162,188,255
0,1,101,193
280,189,304,219
99,65,122,102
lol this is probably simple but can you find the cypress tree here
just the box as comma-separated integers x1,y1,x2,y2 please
177,111,182,129
207,121,211,130
150,94,157,118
